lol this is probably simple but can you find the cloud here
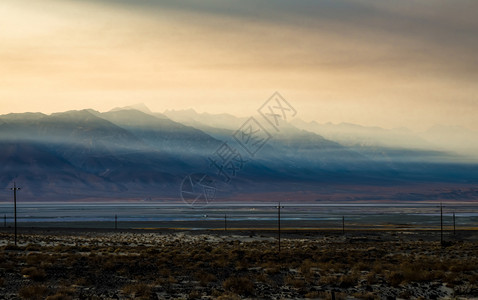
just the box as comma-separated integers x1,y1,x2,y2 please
62,0,477,78
1,0,477,131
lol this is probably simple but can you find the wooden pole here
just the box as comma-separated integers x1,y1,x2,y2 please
278,203,281,252
11,182,21,245
342,216,345,235
453,211,456,235
440,203,443,244
224,214,227,231
115,214,117,230
14,186,16,245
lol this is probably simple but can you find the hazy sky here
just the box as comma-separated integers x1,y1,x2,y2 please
1,0,477,131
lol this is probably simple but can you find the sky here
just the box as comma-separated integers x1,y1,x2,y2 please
1,0,477,131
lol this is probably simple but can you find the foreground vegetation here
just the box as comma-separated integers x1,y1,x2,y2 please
0,231,477,299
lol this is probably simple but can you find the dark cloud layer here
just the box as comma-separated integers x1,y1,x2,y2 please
83,0,478,76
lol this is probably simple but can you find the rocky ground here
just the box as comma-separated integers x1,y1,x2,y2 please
0,228,477,299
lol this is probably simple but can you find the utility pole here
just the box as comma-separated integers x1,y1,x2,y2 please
115,214,117,230
4,214,6,227
277,203,284,252
440,202,443,244
224,214,227,231
10,182,21,245
342,216,345,235
453,211,456,235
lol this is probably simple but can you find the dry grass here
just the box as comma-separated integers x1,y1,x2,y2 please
0,232,477,299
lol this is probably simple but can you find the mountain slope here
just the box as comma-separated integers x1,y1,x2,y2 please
0,108,477,202
0,110,207,200
101,109,221,157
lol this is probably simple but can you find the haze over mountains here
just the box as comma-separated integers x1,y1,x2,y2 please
1,105,477,203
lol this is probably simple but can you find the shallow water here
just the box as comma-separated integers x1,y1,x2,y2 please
0,202,476,229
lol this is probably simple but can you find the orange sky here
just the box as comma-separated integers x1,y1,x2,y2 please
1,0,477,131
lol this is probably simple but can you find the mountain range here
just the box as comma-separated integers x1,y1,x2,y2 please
0,106,477,202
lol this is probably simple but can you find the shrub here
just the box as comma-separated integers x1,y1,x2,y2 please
255,273,269,283
223,276,255,296
318,275,337,285
353,262,370,272
52,286,75,298
21,267,46,281
315,291,347,300
339,272,359,287
18,284,49,300
45,293,73,300
25,244,43,252
74,278,88,286
305,291,320,299
352,291,378,300
216,292,241,300
122,283,151,299
366,271,378,284
188,290,202,299
195,271,216,286
5,244,21,251
300,259,314,277
285,275,306,289
388,271,404,287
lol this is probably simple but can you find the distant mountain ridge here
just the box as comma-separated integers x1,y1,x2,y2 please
291,118,478,160
0,106,477,202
